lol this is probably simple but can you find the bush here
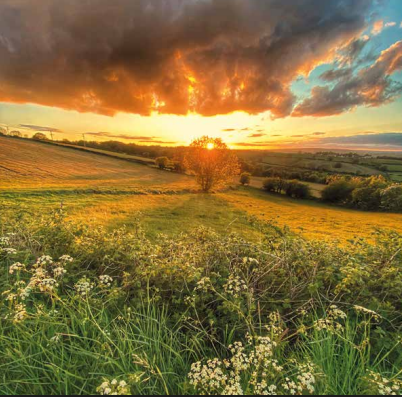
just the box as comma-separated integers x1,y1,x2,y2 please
240,172,251,186
156,156,170,169
321,180,355,203
352,187,382,211
263,177,284,193
334,162,343,169
381,185,402,212
285,180,311,199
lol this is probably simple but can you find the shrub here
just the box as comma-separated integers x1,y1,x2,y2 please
240,172,251,186
334,162,343,169
381,185,402,212
352,187,382,211
321,180,355,203
263,177,284,193
285,180,311,199
156,156,170,170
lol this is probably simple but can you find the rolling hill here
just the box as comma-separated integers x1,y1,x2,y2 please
0,136,195,191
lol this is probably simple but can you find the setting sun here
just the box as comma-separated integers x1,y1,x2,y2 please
207,142,215,150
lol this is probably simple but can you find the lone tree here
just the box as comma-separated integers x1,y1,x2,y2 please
185,136,240,192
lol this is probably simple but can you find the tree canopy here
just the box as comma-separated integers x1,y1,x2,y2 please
184,136,240,192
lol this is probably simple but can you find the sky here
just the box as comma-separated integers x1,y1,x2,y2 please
0,0,402,151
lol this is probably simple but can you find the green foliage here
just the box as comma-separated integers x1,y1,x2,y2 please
0,213,401,395
322,175,402,212
285,180,311,199
322,180,357,203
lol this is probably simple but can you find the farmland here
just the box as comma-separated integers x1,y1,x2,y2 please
240,150,402,182
2,136,402,242
0,137,195,192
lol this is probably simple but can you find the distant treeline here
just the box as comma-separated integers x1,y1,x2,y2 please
261,174,402,212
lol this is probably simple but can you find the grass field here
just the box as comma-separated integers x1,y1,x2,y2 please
2,136,402,243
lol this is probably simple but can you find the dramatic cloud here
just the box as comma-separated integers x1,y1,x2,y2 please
19,124,62,132
320,68,353,82
0,0,375,118
293,40,402,117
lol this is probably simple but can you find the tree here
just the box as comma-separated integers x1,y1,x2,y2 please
184,136,240,192
285,180,311,199
33,133,48,141
0,127,6,136
10,130,22,138
381,185,402,212
156,157,169,170
240,172,251,186
334,162,343,169
263,177,285,194
321,180,355,203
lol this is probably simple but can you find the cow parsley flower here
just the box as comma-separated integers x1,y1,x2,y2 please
75,277,95,296
96,379,130,395
9,262,26,274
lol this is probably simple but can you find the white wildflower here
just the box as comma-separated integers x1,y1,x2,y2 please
9,262,26,274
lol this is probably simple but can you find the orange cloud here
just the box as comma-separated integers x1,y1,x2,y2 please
0,0,376,119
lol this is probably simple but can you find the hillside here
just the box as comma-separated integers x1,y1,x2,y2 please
1,135,402,242
0,136,195,191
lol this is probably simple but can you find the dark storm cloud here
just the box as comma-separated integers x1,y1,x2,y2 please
19,124,62,132
294,41,402,117
0,0,376,118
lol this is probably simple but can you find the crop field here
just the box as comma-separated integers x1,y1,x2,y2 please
0,137,195,192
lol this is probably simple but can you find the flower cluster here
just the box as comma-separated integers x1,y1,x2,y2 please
99,275,113,288
367,371,401,396
96,379,130,395
0,236,17,256
188,334,315,395
313,305,347,333
224,275,248,298
194,277,211,292
9,262,25,274
75,277,95,297
354,305,381,322
4,255,73,323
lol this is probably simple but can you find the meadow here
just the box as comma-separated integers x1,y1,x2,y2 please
0,136,401,395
